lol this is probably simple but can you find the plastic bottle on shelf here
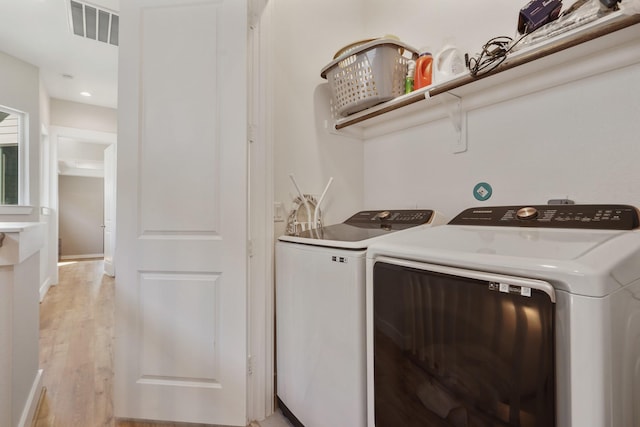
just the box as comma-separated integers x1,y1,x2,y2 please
405,60,416,94
414,49,433,90
434,45,465,84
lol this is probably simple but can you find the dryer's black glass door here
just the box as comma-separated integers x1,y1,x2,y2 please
373,262,556,427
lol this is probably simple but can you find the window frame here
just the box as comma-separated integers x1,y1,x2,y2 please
0,105,28,208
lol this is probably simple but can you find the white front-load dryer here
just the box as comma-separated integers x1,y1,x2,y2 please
276,209,446,427
366,204,640,427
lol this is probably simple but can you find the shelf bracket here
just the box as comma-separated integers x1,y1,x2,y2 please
433,92,467,154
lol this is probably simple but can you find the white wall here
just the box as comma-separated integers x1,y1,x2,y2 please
0,51,41,221
50,98,117,133
58,175,104,258
39,80,50,128
364,0,640,217
364,56,640,219
363,0,523,59
58,139,110,161
270,0,366,232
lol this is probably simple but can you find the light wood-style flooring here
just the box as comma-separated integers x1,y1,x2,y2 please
35,259,241,427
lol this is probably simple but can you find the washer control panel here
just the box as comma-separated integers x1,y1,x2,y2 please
449,205,640,230
345,210,434,226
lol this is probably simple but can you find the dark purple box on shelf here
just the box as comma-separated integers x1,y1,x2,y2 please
518,0,563,34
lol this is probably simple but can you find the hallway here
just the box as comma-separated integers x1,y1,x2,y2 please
36,260,115,427
35,260,290,427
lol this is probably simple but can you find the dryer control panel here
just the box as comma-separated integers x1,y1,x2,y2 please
449,204,640,230
345,210,434,228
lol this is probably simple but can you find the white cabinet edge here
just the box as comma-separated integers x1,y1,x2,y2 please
0,222,46,266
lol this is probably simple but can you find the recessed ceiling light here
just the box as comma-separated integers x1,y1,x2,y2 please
80,91,92,97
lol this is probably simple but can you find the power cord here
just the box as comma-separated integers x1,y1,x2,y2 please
466,34,529,77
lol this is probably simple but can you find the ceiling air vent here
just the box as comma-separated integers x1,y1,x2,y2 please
69,0,119,46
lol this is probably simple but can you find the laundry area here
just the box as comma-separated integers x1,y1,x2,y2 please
271,0,640,426
2,0,640,426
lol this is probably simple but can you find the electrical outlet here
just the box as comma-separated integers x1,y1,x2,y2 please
274,202,285,222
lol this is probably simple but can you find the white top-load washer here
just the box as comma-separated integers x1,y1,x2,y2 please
276,209,447,427
365,204,640,427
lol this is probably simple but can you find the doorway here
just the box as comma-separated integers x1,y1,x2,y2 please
47,126,117,283
58,173,104,259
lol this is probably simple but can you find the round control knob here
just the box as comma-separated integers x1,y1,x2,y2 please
378,210,391,220
516,206,539,220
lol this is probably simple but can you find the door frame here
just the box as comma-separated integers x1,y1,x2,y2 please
103,143,116,277
248,0,275,422
48,126,116,284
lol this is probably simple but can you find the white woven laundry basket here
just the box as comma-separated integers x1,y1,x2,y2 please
321,39,418,117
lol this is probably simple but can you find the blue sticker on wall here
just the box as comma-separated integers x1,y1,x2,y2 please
473,182,493,201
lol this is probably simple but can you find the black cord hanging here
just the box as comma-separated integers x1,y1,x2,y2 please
466,33,531,77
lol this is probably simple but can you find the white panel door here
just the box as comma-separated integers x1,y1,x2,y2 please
115,0,248,425
103,144,115,277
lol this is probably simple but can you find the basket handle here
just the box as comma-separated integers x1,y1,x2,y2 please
321,38,419,78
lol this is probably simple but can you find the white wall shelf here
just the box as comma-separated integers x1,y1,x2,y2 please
331,12,640,141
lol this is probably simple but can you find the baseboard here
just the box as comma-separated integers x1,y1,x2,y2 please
276,397,304,427
39,278,51,302
60,253,104,261
30,387,46,427
18,369,43,427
